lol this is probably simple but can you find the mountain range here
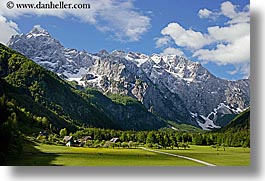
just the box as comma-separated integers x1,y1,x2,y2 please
7,25,250,130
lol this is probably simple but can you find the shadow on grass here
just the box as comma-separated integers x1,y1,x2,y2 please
6,140,61,166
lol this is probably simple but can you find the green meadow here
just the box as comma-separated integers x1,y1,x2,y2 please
159,145,250,166
8,143,250,166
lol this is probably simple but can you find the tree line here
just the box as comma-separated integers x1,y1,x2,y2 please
57,127,250,148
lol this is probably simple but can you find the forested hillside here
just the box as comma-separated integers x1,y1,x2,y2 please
0,43,165,131
220,108,250,132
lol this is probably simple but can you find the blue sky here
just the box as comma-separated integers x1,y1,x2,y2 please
0,0,250,80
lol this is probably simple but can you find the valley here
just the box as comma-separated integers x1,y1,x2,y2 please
0,28,250,166
6,142,250,166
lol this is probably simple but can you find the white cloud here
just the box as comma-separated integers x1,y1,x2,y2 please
95,1,151,41
160,23,211,49
161,47,184,56
0,15,19,44
193,34,250,78
194,1,250,66
221,1,237,19
223,2,250,25
198,8,213,19
0,0,150,42
193,35,250,65
155,36,171,48
198,1,250,25
207,23,249,42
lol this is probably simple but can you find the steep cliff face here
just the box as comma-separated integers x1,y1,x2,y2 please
84,53,191,124
8,26,250,129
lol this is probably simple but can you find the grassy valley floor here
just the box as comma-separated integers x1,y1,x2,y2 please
156,145,250,166
7,142,250,166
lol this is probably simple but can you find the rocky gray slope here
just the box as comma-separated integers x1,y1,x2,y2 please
7,25,250,130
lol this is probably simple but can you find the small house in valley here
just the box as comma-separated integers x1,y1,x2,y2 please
77,136,92,146
110,137,120,143
83,136,92,141
63,136,73,147
63,136,73,142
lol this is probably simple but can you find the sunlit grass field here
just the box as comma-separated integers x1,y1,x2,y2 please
9,143,250,166
159,145,250,166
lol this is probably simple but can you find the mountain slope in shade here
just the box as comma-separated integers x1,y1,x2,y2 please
7,26,250,129
219,108,250,132
0,43,165,131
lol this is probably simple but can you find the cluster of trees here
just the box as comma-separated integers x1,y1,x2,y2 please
108,93,141,106
0,95,23,164
59,127,250,149
0,94,53,132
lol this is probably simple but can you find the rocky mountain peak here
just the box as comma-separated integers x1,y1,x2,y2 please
29,25,50,37
97,49,109,56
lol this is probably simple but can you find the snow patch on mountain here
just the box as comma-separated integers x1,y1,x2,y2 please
192,102,243,130
197,115,221,130
68,77,85,86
